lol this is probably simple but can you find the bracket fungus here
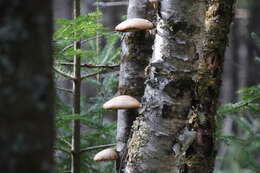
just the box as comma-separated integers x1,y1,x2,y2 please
115,18,154,32
93,148,118,162
103,95,140,109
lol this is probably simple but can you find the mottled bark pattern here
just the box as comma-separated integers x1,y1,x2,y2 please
116,0,155,172
125,0,235,172
0,1,54,173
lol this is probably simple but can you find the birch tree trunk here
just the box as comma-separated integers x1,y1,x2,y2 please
0,1,54,173
124,0,235,172
116,0,156,172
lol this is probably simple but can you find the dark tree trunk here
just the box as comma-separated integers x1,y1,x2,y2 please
124,0,235,172
116,0,156,172
0,1,54,173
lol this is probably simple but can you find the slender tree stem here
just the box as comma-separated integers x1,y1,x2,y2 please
71,0,81,173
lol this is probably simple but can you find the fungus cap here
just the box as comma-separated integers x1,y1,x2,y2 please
102,95,140,109
93,148,118,162
115,18,154,32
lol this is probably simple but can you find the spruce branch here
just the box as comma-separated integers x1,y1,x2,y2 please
58,136,72,148
53,67,75,80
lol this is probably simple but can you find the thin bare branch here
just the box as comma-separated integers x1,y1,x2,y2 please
80,63,120,68
80,71,103,80
53,67,74,80
81,67,119,80
55,62,74,66
80,143,116,154
94,1,128,7
55,62,120,69
55,87,73,93
57,136,72,148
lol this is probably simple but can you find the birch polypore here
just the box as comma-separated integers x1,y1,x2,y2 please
115,18,154,32
93,148,118,161
103,95,140,109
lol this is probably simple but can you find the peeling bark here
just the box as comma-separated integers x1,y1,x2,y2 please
0,1,54,173
116,0,156,172
125,0,235,172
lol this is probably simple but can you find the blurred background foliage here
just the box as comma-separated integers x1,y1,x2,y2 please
216,84,260,173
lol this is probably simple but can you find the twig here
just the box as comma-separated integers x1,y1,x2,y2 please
55,62,120,69
80,63,120,68
94,1,128,7
58,136,72,148
53,67,74,80
55,87,73,93
80,71,103,80
231,95,260,111
55,62,74,66
80,143,116,154
80,65,119,80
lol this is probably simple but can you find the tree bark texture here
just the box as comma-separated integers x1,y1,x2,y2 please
116,0,156,172
125,0,235,172
0,1,54,173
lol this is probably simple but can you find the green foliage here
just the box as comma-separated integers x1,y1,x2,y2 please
53,12,104,60
53,11,120,79
215,32,260,173
218,85,260,115
215,86,260,173
53,10,119,173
